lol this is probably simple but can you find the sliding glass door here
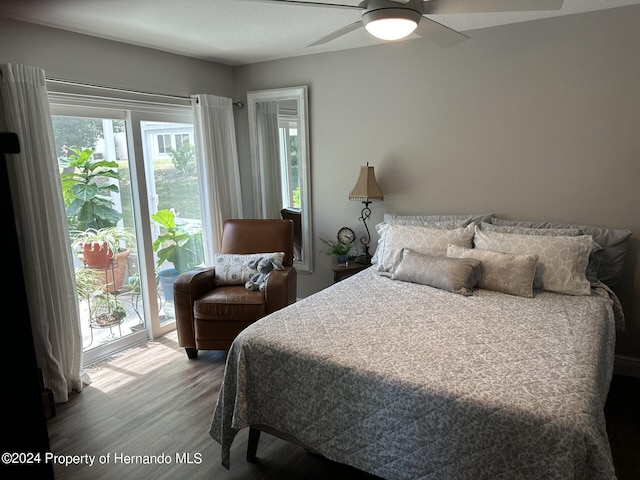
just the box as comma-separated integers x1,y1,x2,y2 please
138,118,202,328
50,95,202,365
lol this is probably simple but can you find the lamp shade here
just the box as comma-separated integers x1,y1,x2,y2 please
349,164,383,202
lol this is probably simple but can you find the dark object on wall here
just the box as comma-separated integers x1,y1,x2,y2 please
0,132,55,478
281,207,302,261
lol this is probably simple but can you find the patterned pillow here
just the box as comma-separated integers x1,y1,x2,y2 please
386,219,470,228
374,223,475,274
473,226,592,295
372,220,469,264
491,217,632,287
480,222,603,286
392,249,481,296
212,252,285,285
384,213,495,224
479,222,583,237
447,244,538,298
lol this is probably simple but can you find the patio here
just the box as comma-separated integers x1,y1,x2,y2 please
79,280,175,351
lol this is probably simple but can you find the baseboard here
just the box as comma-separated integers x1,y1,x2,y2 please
613,354,640,378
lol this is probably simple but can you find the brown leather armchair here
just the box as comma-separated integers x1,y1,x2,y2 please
173,219,297,359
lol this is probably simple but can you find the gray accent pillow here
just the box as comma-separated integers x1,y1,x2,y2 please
491,217,631,287
385,219,470,228
384,213,495,225
447,244,538,298
392,249,481,296
473,226,592,296
480,222,583,237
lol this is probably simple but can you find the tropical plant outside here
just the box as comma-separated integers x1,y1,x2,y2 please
59,145,122,230
152,209,204,273
90,292,127,326
70,226,136,256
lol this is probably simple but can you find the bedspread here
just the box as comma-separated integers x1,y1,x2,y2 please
210,268,619,479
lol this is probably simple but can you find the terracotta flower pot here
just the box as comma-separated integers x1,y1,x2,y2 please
106,249,131,293
82,242,113,268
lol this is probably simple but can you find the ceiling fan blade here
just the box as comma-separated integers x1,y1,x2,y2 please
423,0,564,15
414,16,469,47
307,20,364,47
242,0,363,10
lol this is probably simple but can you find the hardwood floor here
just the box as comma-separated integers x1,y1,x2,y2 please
46,332,639,479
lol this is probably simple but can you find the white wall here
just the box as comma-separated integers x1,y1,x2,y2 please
234,5,640,360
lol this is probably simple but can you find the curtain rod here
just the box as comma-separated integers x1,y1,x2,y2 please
46,77,244,108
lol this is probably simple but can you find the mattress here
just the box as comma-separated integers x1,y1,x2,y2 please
210,268,620,479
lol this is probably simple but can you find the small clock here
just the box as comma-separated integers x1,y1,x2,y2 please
337,227,355,245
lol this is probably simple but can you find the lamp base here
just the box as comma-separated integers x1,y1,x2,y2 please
352,253,372,265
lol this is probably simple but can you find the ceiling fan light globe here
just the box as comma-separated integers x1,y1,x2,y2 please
365,18,417,41
361,7,423,41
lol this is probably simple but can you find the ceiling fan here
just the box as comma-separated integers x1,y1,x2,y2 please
249,0,565,48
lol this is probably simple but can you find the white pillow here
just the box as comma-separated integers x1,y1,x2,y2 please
371,220,467,264
374,223,475,274
212,252,285,285
473,226,592,295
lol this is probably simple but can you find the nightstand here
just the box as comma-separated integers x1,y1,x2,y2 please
332,258,370,283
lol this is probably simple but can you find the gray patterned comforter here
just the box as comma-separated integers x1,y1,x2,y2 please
210,268,620,479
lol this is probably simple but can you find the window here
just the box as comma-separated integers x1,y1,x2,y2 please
48,84,203,364
157,133,172,154
175,133,191,148
279,120,300,208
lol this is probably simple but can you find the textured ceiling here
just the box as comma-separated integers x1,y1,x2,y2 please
1,0,639,66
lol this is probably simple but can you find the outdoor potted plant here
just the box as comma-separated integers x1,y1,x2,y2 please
90,291,127,327
151,209,204,301
71,226,135,292
74,267,127,328
59,145,123,231
61,145,132,292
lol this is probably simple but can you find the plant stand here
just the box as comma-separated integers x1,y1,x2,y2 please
84,262,124,347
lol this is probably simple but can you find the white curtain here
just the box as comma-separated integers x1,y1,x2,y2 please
191,94,243,262
255,100,283,219
0,63,89,402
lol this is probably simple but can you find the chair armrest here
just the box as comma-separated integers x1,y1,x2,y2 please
173,267,216,348
264,266,297,314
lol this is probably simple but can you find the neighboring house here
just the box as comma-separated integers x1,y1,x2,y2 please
95,125,193,161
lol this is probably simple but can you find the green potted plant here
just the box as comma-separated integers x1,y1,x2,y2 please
74,267,126,328
74,266,103,300
90,291,127,327
61,145,131,292
151,209,204,301
320,237,353,266
71,226,136,292
59,145,123,231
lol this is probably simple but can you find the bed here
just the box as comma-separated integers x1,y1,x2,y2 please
209,215,630,479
